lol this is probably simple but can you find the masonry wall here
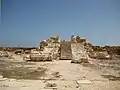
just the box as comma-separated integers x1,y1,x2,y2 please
71,43,88,60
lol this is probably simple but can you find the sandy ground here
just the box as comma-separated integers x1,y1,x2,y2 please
0,55,120,90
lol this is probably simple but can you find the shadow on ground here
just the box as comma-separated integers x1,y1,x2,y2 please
101,75,120,81
0,60,47,80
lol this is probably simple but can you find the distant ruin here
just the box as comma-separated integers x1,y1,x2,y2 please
32,35,92,62
0,35,120,63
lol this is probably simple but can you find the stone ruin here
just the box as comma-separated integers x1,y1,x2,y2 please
29,35,94,63
30,36,60,61
1,35,119,64
71,35,93,63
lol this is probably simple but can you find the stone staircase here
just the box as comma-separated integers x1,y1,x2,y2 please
60,42,72,60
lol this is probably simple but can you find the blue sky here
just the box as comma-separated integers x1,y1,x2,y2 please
1,0,120,46
0,0,1,32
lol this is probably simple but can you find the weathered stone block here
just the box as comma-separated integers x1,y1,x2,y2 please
30,54,52,61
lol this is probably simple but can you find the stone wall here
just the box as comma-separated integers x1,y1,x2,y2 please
41,43,60,60
30,36,60,61
71,43,88,63
91,46,120,59
70,35,95,63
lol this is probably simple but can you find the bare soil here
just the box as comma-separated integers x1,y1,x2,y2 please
0,55,120,90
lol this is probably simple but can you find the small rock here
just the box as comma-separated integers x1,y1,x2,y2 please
76,86,79,88
1,84,9,87
0,75,3,79
1,78,7,81
45,82,57,87
9,79,16,81
76,80,92,84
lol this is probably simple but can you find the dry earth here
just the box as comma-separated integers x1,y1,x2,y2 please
0,54,120,90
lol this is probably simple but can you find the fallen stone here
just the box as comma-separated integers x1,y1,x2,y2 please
45,82,57,87
52,72,61,78
30,54,52,61
9,79,16,81
0,75,3,79
71,58,89,64
0,77,8,81
76,80,92,84
44,82,57,90
14,49,23,55
23,54,30,60
0,51,9,57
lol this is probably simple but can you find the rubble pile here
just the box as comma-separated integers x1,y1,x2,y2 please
14,49,23,55
0,51,9,57
88,51,111,59
104,46,120,59
30,54,52,61
90,46,119,59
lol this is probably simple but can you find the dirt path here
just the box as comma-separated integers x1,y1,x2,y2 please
0,60,120,90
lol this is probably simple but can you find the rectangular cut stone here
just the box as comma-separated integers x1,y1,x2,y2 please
76,80,92,84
